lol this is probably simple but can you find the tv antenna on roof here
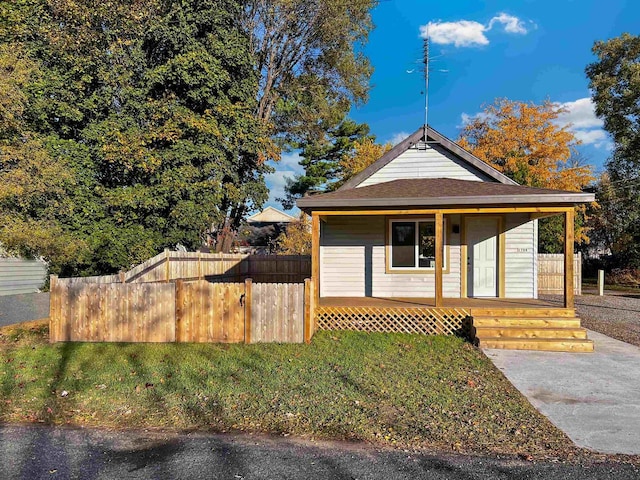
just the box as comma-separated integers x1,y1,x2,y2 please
408,28,448,145
423,33,430,142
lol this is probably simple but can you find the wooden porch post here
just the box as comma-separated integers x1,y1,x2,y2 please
435,212,443,307
311,212,320,304
564,209,575,309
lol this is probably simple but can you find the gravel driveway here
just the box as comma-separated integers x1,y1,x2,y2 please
0,293,50,327
541,292,640,347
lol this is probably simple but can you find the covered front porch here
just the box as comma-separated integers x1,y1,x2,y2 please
311,206,578,309
299,178,594,351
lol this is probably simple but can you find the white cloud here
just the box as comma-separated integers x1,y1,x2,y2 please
420,20,489,48
488,13,528,34
458,111,494,128
387,131,410,146
263,152,304,211
277,151,303,170
573,129,607,145
420,12,532,48
556,97,602,130
556,97,612,149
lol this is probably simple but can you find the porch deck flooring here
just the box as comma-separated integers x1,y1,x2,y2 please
318,297,562,309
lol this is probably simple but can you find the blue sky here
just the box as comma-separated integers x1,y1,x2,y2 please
265,0,639,212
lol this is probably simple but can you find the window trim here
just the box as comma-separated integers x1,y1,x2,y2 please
385,217,450,274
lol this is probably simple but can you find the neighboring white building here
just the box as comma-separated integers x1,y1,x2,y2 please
239,206,296,253
246,206,296,225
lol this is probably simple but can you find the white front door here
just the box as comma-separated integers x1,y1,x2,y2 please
467,217,498,297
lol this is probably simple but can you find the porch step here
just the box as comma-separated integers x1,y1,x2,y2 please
474,326,588,340
472,317,582,328
479,337,594,353
469,308,575,318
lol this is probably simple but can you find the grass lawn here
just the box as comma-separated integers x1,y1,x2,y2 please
0,321,578,458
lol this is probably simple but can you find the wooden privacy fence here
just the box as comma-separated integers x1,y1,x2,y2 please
49,280,176,342
538,253,582,295
124,251,311,284
50,276,316,344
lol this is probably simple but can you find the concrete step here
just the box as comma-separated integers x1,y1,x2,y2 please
474,326,588,340
479,337,594,352
472,316,582,328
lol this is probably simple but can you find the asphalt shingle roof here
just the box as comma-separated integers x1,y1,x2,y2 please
296,178,594,209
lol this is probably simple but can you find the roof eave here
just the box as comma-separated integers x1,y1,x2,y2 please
296,193,595,209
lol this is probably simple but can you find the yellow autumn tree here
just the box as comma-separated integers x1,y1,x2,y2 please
458,98,595,247
339,138,392,185
458,99,593,190
275,213,311,254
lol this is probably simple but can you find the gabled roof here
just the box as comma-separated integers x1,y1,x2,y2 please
297,178,595,210
247,206,295,223
339,125,518,190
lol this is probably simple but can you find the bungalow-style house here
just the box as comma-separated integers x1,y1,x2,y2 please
297,126,595,352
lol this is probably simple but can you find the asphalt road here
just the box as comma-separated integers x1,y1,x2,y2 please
0,425,638,480
0,292,49,327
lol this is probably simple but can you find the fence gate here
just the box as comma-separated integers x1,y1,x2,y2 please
176,280,246,343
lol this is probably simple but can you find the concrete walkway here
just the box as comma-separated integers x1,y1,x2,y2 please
484,330,640,455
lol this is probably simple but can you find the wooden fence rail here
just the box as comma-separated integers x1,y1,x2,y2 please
50,275,315,344
538,252,582,295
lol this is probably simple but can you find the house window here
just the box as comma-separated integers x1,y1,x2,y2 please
389,219,447,270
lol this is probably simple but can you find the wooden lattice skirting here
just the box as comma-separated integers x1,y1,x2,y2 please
315,306,472,336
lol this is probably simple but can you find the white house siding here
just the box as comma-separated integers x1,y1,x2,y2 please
357,145,494,188
320,215,462,298
504,214,537,298
0,258,47,296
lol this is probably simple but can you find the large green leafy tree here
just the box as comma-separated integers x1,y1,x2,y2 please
586,33,640,266
0,0,272,275
241,0,376,211
243,0,373,144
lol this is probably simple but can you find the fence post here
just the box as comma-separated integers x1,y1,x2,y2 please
304,278,313,344
119,270,126,283
198,252,203,279
244,278,252,344
164,248,171,282
49,275,58,343
598,269,605,296
175,279,184,342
